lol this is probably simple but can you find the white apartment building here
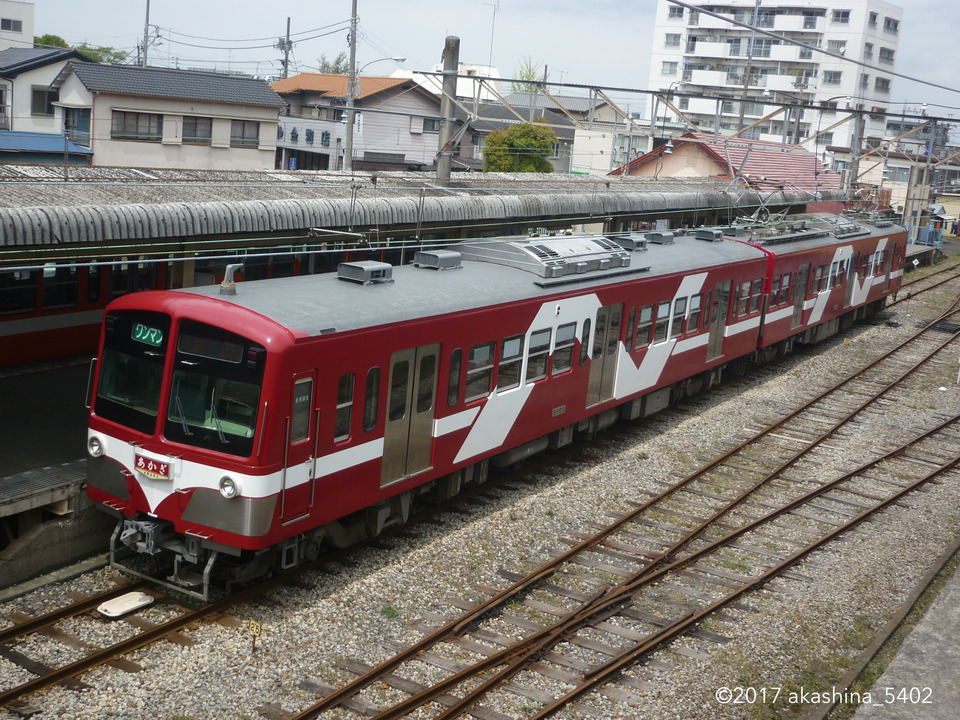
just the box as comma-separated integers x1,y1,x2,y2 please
0,0,33,51
648,0,902,155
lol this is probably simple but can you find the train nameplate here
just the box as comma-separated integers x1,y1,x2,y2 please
552,405,566,417
132,322,164,347
135,453,170,480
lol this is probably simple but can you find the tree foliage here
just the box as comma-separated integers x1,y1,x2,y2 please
483,122,557,173
318,52,350,74
35,34,128,63
510,55,548,94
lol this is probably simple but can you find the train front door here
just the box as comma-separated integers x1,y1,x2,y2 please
381,343,440,486
706,280,731,361
587,303,623,406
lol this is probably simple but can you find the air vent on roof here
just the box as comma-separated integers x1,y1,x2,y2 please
604,233,648,252
644,231,675,245
413,250,462,270
695,229,724,242
337,261,394,285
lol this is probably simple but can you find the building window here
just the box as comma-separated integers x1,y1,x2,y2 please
321,130,330,147
182,116,212,144
831,9,850,23
662,61,678,76
883,17,899,33
0,17,23,32
869,11,878,26
230,120,260,148
886,165,909,183
726,38,742,56
423,117,441,132
863,42,873,59
678,97,689,110
751,38,773,57
665,33,681,47
875,77,891,93
860,73,869,89
64,107,91,147
823,70,842,85
879,47,895,64
31,87,58,116
111,110,163,141
668,6,683,19
827,40,846,54
819,131,834,145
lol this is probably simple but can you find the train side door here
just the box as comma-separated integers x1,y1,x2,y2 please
281,373,316,523
706,280,731,361
792,264,810,328
381,343,440,486
587,303,623,406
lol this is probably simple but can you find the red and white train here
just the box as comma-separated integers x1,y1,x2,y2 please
85,214,907,599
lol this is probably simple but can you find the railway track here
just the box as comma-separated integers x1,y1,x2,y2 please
281,297,960,720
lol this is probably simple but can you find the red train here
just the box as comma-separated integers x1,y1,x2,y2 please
84,214,907,599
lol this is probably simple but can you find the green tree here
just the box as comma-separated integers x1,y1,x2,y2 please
318,52,349,74
34,34,69,49
35,33,128,63
483,122,557,173
510,55,548,94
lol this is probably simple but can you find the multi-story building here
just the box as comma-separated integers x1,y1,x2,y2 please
0,0,33,51
647,0,902,156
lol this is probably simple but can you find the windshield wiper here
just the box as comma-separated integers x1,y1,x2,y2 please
209,387,227,444
172,387,192,436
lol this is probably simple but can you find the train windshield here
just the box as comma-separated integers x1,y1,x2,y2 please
95,311,170,435
163,320,265,458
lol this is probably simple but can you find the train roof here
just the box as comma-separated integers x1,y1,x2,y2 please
178,215,903,339
179,232,764,338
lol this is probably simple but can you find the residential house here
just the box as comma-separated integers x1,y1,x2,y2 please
50,63,285,169
272,73,449,171
0,47,91,132
456,102,575,173
611,132,843,211
393,62,502,103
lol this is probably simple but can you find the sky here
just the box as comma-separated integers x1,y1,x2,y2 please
32,0,960,122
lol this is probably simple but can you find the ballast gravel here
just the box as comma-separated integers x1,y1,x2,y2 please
2,269,960,720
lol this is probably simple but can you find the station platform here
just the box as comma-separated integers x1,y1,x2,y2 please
0,460,85,520
905,242,942,268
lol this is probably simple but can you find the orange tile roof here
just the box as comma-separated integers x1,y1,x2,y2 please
270,73,411,99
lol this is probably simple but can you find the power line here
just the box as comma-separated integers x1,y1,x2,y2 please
161,20,351,44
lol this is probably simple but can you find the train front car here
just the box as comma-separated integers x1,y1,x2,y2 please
86,291,288,600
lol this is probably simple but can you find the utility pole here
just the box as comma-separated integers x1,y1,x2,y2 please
737,0,761,132
436,35,460,182
276,18,293,79
344,0,358,173
141,0,150,68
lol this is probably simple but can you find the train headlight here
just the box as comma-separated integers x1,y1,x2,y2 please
87,436,104,457
219,475,240,499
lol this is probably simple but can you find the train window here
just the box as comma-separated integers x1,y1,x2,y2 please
737,281,751,316
334,373,355,441
41,264,78,310
688,294,702,330
447,349,462,407
0,269,37,315
670,297,687,339
606,308,621,356
812,266,823,294
498,334,524,392
626,308,636,349
860,254,869,277
553,322,576,375
87,264,101,303
579,319,591,366
750,280,762,313
780,275,791,305
291,378,313,443
526,328,551,383
416,354,436,413
388,362,409,421
702,292,712,329
363,367,380,431
770,277,781,307
635,305,653,349
466,341,495,402
653,301,670,343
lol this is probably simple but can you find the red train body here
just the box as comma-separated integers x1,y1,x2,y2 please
84,215,907,598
